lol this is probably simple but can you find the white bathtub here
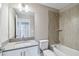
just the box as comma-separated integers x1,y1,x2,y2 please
51,44,79,56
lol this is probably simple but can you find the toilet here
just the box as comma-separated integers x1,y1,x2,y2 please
38,40,56,56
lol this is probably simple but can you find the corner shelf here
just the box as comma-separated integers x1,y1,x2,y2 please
56,29,62,32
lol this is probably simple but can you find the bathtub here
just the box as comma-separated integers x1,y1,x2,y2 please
51,44,79,56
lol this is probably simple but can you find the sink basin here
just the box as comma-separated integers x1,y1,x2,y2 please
14,40,38,49
14,41,27,44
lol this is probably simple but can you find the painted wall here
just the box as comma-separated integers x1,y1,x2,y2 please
0,4,9,46
59,4,79,51
8,8,15,39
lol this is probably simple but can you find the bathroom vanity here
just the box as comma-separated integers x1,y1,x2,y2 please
0,40,40,56
0,4,39,56
2,46,39,56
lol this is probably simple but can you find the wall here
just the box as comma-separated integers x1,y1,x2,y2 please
8,4,59,41
30,4,50,40
59,4,79,51
48,11,59,45
8,7,15,39
0,4,9,45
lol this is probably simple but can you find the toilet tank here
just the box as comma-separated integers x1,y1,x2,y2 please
38,40,48,50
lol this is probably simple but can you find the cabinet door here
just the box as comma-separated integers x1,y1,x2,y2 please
2,49,23,56
0,53,2,56
2,46,40,56
24,46,40,56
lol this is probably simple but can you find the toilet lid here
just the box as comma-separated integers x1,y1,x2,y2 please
43,50,56,56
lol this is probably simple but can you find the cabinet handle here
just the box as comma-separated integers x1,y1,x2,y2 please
2,52,3,56
24,51,25,56
21,52,22,56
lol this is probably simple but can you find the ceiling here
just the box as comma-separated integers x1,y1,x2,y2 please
41,3,76,10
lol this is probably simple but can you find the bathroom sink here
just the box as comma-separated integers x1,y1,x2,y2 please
2,40,38,51
14,40,38,48
14,41,27,44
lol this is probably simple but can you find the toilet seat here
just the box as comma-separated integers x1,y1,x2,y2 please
43,50,56,56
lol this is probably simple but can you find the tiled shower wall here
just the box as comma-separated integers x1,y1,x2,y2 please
59,4,79,51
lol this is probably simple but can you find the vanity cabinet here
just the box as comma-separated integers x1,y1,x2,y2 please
2,46,40,56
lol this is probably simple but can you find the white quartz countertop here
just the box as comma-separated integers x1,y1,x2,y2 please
2,40,38,51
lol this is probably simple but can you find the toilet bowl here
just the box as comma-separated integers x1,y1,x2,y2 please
43,50,55,56
38,40,56,56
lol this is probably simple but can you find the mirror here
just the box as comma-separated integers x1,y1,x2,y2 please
15,10,35,38
8,4,35,41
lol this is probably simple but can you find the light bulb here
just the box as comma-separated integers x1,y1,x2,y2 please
18,4,23,11
18,4,30,12
24,5,29,12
